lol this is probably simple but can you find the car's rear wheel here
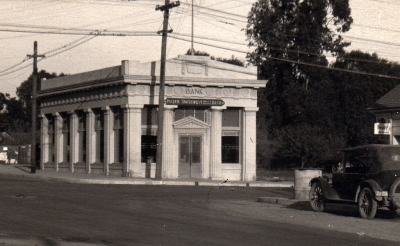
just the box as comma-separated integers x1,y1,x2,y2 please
309,182,325,212
389,178,400,209
358,187,377,219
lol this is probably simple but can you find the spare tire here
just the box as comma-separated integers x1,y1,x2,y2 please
389,178,400,209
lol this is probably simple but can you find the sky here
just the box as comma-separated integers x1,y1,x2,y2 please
0,0,399,97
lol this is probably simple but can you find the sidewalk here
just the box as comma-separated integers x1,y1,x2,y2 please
0,163,294,188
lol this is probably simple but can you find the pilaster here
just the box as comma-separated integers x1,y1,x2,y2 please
103,107,111,175
53,112,62,171
123,104,143,177
210,107,223,180
69,111,79,172
163,105,177,178
39,114,49,170
243,107,258,181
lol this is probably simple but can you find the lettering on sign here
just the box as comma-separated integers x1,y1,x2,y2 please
166,98,225,106
185,88,203,95
374,123,391,135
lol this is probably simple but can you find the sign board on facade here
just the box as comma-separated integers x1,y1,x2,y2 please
166,98,225,106
374,123,391,135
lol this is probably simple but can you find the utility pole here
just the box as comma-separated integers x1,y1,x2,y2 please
155,0,180,180
191,0,194,55
27,41,45,174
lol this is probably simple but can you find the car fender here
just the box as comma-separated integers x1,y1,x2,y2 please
310,177,340,200
355,180,383,202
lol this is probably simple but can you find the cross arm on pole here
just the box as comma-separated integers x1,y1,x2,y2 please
155,1,180,11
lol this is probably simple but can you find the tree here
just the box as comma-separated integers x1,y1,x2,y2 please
17,70,64,108
330,51,400,147
247,0,353,168
0,70,67,145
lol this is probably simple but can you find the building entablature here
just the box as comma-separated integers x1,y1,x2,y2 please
39,55,266,98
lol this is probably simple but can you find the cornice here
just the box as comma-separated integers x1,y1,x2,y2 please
38,74,267,99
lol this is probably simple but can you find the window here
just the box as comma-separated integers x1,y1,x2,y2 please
222,108,241,163
94,109,104,163
174,107,207,122
141,106,158,125
222,136,239,163
61,113,70,163
112,107,124,163
77,111,86,163
344,151,368,173
222,108,240,127
47,114,55,163
141,135,157,163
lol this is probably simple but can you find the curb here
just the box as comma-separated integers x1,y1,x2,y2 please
0,167,294,188
257,197,309,206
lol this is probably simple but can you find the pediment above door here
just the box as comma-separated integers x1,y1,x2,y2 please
173,116,209,129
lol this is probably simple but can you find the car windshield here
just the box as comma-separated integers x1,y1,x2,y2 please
379,147,400,171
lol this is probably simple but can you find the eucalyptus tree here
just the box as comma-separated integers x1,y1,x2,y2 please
246,0,353,168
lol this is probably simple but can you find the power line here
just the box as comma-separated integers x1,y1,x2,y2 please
0,35,99,77
264,56,400,80
180,1,247,19
1,24,398,72
169,35,400,80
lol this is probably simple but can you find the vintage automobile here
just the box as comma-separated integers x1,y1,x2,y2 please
309,144,400,219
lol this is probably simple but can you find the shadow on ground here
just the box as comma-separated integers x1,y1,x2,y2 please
284,201,399,220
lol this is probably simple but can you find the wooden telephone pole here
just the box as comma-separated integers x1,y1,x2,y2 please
155,0,180,180
27,41,45,174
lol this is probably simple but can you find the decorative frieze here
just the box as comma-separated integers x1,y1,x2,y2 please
41,86,126,108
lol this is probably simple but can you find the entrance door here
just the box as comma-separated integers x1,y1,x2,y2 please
179,136,202,179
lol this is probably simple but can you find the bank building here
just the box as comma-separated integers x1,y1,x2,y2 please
38,55,266,181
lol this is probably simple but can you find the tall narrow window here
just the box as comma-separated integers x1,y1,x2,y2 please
94,109,104,163
222,136,239,163
61,113,70,163
47,115,55,163
113,107,124,163
77,111,86,163
141,135,157,163
141,105,158,162
222,108,241,164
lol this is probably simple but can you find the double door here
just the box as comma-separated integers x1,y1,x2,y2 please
179,135,202,179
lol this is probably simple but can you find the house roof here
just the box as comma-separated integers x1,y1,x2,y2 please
368,83,400,111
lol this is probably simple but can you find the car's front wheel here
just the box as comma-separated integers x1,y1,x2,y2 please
309,182,325,212
358,187,378,219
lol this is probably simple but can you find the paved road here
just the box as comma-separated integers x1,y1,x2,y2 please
0,176,398,245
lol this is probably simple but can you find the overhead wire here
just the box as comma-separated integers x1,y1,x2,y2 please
0,0,399,81
0,35,99,77
167,1,191,56
169,35,400,80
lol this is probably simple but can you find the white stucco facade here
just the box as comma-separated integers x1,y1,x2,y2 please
38,55,267,181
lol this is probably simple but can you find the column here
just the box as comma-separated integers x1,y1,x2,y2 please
243,107,258,181
69,111,79,172
103,107,111,175
85,108,95,173
210,107,223,180
53,113,62,171
40,114,49,170
123,104,142,177
163,106,177,178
